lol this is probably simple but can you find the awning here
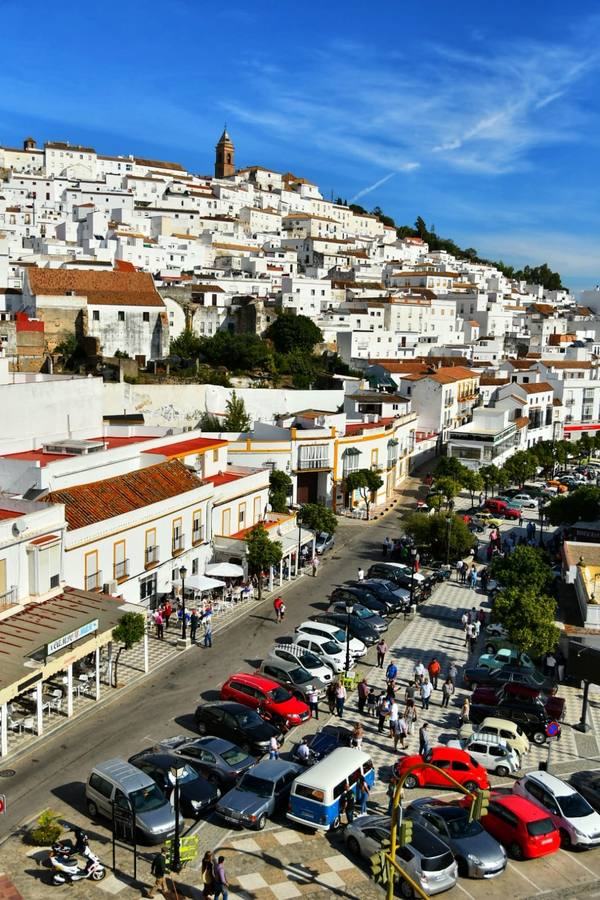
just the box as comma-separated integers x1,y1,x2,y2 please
205,562,244,578
175,574,225,593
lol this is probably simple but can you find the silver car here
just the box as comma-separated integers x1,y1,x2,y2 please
406,799,507,878
256,658,327,701
344,814,458,897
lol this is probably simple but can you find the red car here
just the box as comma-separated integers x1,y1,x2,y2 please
459,791,560,859
504,507,520,520
471,684,565,721
220,673,311,729
395,747,489,792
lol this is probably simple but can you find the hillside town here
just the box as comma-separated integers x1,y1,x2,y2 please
1,129,600,900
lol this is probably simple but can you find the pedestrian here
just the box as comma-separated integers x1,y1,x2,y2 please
447,662,457,685
203,614,212,648
326,681,337,715
456,560,464,584
351,722,364,751
464,621,473,648
189,608,199,643
387,773,399,815
461,610,469,632
341,782,355,824
420,678,432,710
147,846,169,898
414,660,426,685
477,606,487,627
311,556,320,577
394,714,408,751
441,677,454,708
153,608,164,641
418,722,430,758
404,680,416,705
460,562,467,584
382,537,389,558
201,851,215,898
469,567,478,590
357,566,365,582
356,773,370,814
377,693,390,733
469,627,477,654
519,511,524,528
386,680,396,700
388,699,399,737
472,618,481,640
297,737,311,764
273,596,284,623
427,657,441,690
556,647,566,682
385,660,398,685
269,735,280,760
357,677,369,715
163,600,173,630
478,492,484,507
366,687,377,717
376,638,388,668
545,651,557,678
335,680,347,718
212,855,229,900
459,697,470,726
405,699,418,734
307,684,319,720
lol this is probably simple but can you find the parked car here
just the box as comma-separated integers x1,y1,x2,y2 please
194,702,283,756
510,494,538,509
267,644,334,683
463,663,557,694
295,620,366,657
356,579,411,612
471,684,565,722
329,585,390,617
472,512,503,529
145,736,256,790
276,633,349,673
314,532,335,555
458,717,530,759
344,814,458,897
292,724,352,764
311,611,382,644
514,770,600,849
503,506,521,520
128,751,219,818
215,758,301,830
324,602,388,633
459,791,560,859
220,673,311,729
482,633,533,655
395,747,489,792
469,697,560,745
483,498,508,515
569,771,600,812
256,658,327,701
477,647,536,670
367,562,429,592
446,733,520,776
406,798,507,878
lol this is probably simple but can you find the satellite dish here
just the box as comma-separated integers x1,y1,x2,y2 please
12,521,26,536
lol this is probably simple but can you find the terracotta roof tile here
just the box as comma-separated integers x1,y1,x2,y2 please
26,267,164,308
520,381,554,394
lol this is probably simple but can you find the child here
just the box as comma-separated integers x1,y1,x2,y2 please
366,687,377,717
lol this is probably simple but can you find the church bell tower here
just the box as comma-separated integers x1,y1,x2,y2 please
215,128,235,178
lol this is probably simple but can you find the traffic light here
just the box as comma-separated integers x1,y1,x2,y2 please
370,850,389,885
399,819,413,847
469,788,490,821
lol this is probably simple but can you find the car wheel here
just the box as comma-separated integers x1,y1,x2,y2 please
456,857,469,877
496,765,509,777
403,774,419,789
346,836,361,857
485,644,495,653
560,829,572,850
330,814,341,830
532,731,546,746
399,879,414,898
255,814,266,831
464,780,478,792
86,800,98,818
509,841,523,860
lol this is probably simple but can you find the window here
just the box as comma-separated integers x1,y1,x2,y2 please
192,509,204,544
118,311,125,322
140,573,157,604
143,312,150,323
298,444,329,470
92,310,100,321
192,558,199,575
84,550,100,591
213,449,219,462
238,503,246,528
342,447,360,478
89,773,113,798
113,540,128,581
172,517,184,553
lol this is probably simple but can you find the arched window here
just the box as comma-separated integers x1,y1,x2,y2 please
342,447,360,478
387,438,399,469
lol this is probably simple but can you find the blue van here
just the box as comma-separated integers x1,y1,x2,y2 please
287,747,375,831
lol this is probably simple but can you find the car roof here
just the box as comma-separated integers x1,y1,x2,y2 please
246,758,300,779
227,672,281,690
199,701,256,715
524,770,574,796
91,758,156,791
131,751,184,769
429,746,472,760
491,792,552,822
293,748,372,790
295,632,338,648
480,716,519,730
195,736,239,753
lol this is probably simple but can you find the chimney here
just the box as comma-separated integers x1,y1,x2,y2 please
23,137,37,151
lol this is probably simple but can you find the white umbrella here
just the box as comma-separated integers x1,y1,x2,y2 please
205,562,244,578
183,574,226,593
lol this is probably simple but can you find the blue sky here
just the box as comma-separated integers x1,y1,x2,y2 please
1,0,599,291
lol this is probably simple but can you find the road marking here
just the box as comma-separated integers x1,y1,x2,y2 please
455,881,477,900
559,848,599,877
507,860,546,891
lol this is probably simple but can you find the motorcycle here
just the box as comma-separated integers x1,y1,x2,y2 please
49,830,106,884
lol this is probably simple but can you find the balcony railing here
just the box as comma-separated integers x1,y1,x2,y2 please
145,545,159,566
114,559,130,581
172,534,185,554
85,571,102,591
0,586,18,609
566,398,575,406
192,526,205,545
296,456,331,471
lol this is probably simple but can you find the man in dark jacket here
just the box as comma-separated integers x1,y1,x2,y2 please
147,846,168,897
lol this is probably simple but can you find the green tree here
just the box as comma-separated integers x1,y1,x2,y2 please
199,412,223,432
111,612,146,687
434,476,461,508
577,434,594,463
266,312,323,354
170,329,203,359
434,457,468,483
492,587,560,658
55,332,84,370
462,470,484,507
490,545,553,594
503,450,536,488
245,523,283,599
480,464,500,499
223,391,251,432
298,503,337,536
495,467,510,493
345,468,384,520
403,512,474,563
531,441,556,478
269,470,292,513
547,485,600,526
200,332,274,372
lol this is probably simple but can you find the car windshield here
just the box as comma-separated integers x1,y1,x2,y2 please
526,817,555,836
234,710,262,728
557,792,594,818
221,746,250,766
130,784,166,813
298,652,322,669
238,774,273,798
353,607,373,620
331,628,346,643
421,852,455,872
175,764,199,784
269,686,293,703
446,816,483,838
289,667,311,684
322,640,341,655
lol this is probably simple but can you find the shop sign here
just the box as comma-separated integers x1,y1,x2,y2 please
46,619,99,656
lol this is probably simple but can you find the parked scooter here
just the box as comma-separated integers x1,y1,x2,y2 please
49,829,106,884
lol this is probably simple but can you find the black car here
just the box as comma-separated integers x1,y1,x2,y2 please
463,665,558,693
469,699,560,746
153,736,257,789
324,602,389,633
311,612,380,645
330,586,390,617
293,725,352,764
128,751,219,818
194,701,283,756
367,562,431,594
353,579,410,613
569,771,600,811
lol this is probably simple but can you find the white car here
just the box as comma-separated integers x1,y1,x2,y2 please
511,493,538,509
267,644,333,683
447,734,520,776
295,621,366,658
279,633,349,674
514,770,600,849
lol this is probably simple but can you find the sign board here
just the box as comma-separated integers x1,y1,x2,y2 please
545,720,560,738
46,619,99,656
165,835,199,866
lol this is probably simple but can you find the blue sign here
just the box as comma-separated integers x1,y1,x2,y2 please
545,721,560,738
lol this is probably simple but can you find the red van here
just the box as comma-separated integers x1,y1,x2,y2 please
220,673,311,729
484,498,508,515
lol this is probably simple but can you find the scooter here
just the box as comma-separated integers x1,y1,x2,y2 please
50,832,106,884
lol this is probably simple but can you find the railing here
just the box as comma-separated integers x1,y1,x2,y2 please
145,545,160,566
114,559,130,581
85,571,102,591
566,398,575,406
296,456,330,471
0,586,17,609
192,526,205,545
172,534,185,554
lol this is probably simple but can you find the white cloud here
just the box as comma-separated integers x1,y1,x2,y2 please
474,231,600,281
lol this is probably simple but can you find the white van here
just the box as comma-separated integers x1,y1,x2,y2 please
287,747,375,831
295,620,366,658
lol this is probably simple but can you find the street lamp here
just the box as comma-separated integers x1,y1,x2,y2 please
179,565,188,642
344,599,354,675
538,499,545,546
169,765,185,872
446,513,453,566
297,508,303,577
409,546,418,609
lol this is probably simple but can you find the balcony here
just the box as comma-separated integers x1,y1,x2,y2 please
114,559,130,582
172,534,185,555
85,571,102,592
295,457,331,472
566,398,575,406
0,586,18,610
192,526,205,545
145,545,160,567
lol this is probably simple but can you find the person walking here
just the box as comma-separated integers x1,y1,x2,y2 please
405,699,418,735
519,510,524,528
203,613,213,648
147,846,169,898
420,678,432,710
269,735,280,760
456,559,464,584
356,773,370,815
213,855,229,900
460,561,467,584
441,677,454,708
273,596,284,623
393,713,408,751
377,693,390,734
404,680,416,705
357,566,365,582
153,608,164,641
385,660,398,685
461,610,469,632
388,698,399,738
326,681,337,715
464,621,473,648
428,657,441,690
335,680,347,718
469,566,478,590
341,782,355,825
414,660,426,685
376,638,388,668
189,608,199,643
163,601,173,631
351,722,364,751
448,662,458,685
366,687,377,717
357,677,369,715
545,651,557,679
459,697,470,726
311,556,320,577
201,851,215,898
307,684,319,720
418,722,430,758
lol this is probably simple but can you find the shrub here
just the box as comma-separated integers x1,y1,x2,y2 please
26,809,63,846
